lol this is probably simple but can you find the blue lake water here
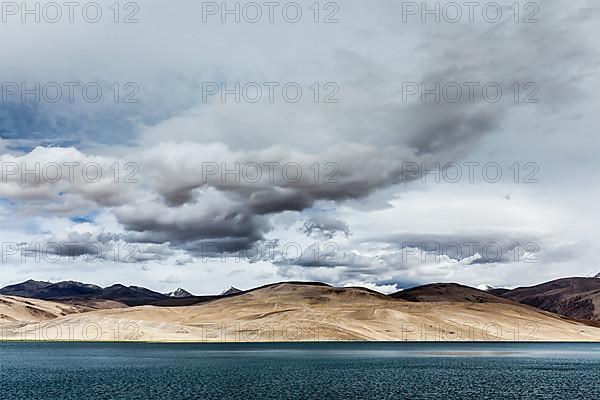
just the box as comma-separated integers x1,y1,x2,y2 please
1,342,600,399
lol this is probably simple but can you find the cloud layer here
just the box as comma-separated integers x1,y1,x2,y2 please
1,0,599,293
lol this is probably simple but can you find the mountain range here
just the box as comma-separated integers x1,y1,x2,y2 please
3,277,600,320
0,280,248,307
0,280,168,306
392,278,600,322
3,277,600,342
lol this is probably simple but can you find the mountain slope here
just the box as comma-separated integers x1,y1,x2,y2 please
35,281,102,298
0,280,52,297
488,288,511,297
500,278,600,320
220,286,242,296
0,280,102,299
0,295,81,322
166,288,193,298
94,285,167,306
391,283,512,304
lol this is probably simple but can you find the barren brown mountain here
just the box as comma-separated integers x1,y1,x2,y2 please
500,277,600,320
391,283,513,304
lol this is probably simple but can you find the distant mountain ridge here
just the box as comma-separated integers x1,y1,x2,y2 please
498,277,600,320
0,280,52,297
391,278,600,321
220,286,241,296
391,283,512,304
166,288,193,298
0,280,167,306
0,280,239,307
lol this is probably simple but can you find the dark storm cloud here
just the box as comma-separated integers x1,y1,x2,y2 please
21,231,114,260
114,190,272,254
18,230,177,264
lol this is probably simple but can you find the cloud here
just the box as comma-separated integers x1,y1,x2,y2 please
300,214,351,240
0,146,141,212
1,0,599,292
115,187,271,252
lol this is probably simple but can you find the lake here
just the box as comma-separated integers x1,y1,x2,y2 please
1,342,599,399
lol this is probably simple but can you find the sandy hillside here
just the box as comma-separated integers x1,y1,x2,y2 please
0,295,81,323
3,283,600,342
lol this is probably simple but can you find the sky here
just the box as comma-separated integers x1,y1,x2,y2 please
0,0,599,294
